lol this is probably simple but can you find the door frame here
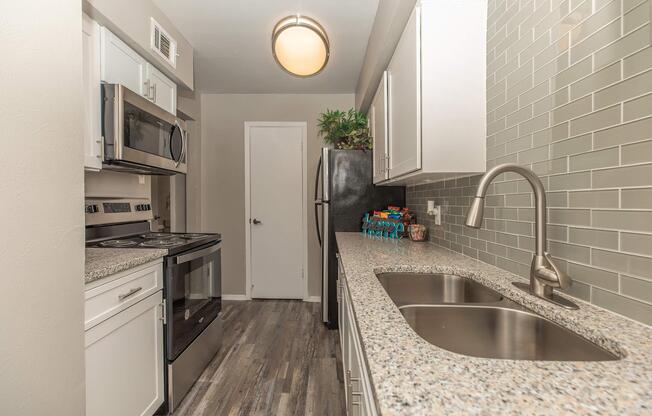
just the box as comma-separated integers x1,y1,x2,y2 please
244,121,309,300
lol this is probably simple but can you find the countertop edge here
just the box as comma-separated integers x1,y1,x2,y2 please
85,248,168,285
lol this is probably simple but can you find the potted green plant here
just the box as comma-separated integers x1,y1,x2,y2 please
317,109,372,150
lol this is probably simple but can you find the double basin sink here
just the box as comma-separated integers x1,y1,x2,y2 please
377,272,618,361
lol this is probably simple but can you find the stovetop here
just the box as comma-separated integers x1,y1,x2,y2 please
87,232,221,255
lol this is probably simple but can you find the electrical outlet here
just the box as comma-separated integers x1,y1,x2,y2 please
427,201,442,226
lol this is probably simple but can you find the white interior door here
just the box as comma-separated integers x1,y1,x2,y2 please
248,123,305,299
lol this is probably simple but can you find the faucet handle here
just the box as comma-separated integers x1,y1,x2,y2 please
535,252,572,289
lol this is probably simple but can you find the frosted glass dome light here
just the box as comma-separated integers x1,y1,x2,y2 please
272,15,329,77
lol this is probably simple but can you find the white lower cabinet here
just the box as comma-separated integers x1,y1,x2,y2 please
337,254,377,416
85,262,165,416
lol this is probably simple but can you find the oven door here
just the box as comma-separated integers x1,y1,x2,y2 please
102,84,187,175
165,242,221,361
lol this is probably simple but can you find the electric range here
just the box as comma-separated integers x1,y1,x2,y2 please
85,198,222,414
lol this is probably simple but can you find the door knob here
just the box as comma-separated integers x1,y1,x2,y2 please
252,218,262,225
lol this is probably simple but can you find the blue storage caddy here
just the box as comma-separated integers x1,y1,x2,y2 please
362,214,404,239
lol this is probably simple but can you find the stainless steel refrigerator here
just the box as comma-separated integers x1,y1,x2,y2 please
314,148,405,328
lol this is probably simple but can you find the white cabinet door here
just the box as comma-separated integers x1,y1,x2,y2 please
339,272,378,416
82,14,102,171
85,291,164,416
371,72,388,184
387,6,421,179
146,63,177,115
100,27,147,96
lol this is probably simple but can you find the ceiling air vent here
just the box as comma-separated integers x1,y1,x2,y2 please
150,18,177,68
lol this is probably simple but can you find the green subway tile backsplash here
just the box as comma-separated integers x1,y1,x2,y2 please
405,1,652,325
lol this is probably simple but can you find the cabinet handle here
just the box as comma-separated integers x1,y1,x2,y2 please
96,138,102,159
144,80,150,99
153,83,157,102
118,286,142,301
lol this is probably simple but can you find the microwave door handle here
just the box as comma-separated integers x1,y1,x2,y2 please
171,242,221,264
174,122,186,168
177,127,188,167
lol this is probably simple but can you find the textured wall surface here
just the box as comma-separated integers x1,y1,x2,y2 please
0,1,86,414
407,0,652,324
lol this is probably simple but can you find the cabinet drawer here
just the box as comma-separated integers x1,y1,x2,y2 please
85,262,163,330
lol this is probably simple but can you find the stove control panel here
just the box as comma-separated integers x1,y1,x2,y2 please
85,198,153,226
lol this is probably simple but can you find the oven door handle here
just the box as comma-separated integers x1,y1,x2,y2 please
170,242,221,264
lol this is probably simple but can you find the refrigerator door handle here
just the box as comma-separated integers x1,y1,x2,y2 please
314,156,323,246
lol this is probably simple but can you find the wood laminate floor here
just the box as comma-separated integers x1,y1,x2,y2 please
173,300,346,416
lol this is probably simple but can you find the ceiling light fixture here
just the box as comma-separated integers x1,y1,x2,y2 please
272,15,330,77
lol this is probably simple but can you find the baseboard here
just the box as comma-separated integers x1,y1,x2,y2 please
303,296,321,303
222,294,250,301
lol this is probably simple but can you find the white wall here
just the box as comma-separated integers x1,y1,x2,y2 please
179,90,203,233
200,94,355,296
0,1,85,415
85,170,152,198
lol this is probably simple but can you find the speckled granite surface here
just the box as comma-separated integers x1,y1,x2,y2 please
85,248,167,284
336,232,652,415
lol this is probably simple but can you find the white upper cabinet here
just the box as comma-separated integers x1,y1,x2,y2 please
100,27,177,115
146,63,177,115
100,27,147,96
379,0,487,185
387,7,421,179
82,13,102,171
370,72,389,184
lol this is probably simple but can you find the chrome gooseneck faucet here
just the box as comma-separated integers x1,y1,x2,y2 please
465,163,579,309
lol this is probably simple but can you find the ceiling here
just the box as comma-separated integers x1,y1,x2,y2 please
153,0,379,94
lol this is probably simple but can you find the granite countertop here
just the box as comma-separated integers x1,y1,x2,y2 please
336,232,652,415
85,248,167,284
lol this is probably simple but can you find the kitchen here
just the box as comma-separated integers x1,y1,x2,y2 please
2,0,652,415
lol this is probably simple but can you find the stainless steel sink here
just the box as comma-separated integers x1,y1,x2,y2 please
400,305,619,361
376,272,503,306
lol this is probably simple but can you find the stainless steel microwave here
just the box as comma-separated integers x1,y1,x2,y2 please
101,84,187,175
